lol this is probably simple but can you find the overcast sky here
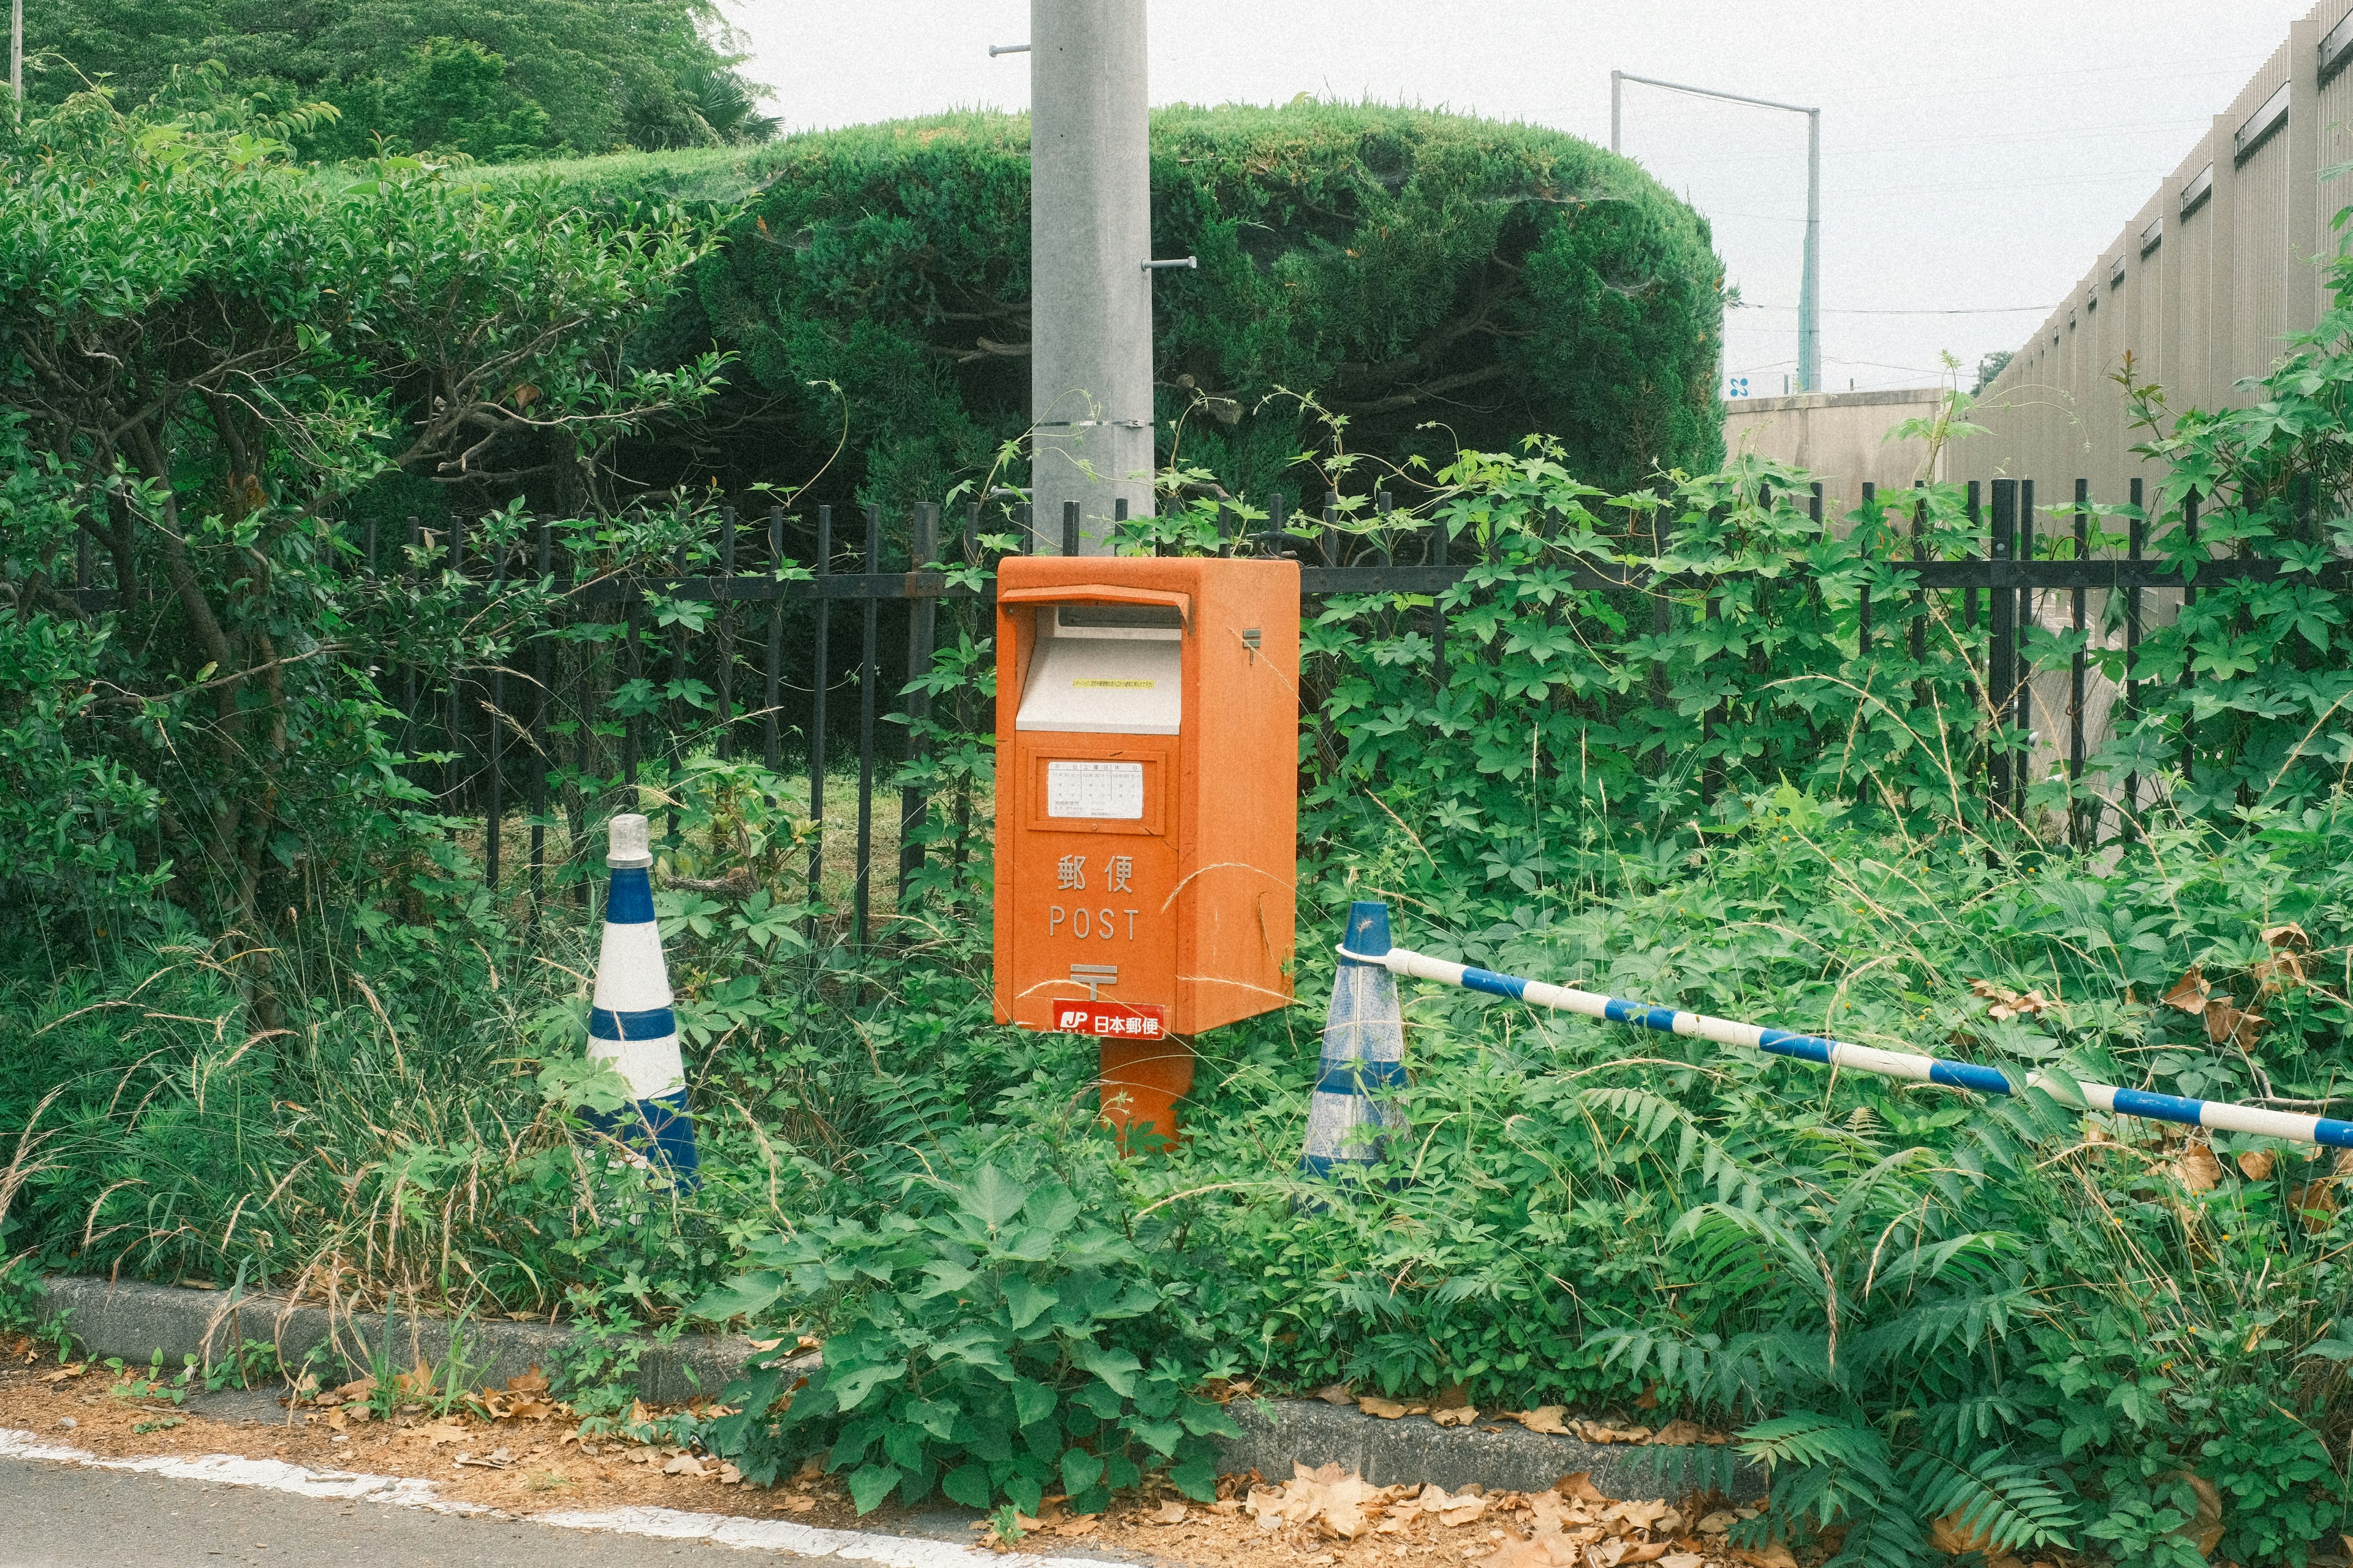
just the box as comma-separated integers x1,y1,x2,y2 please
722,1,2316,398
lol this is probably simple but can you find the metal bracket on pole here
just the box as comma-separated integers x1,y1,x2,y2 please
1142,257,1199,271
988,42,1031,56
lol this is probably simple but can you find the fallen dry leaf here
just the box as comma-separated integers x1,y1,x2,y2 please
1515,1406,1572,1435
2290,1180,2340,1233
1696,1512,1736,1536
1662,1556,1705,1568
1475,1537,1558,1568
2253,952,2308,994
1970,979,2051,1021
2203,996,2264,1047
422,1423,469,1448
1153,1499,1190,1525
2162,968,2211,1015
2262,923,2310,952
2240,1147,2278,1181
1931,1507,1996,1555
1558,1474,1607,1504
453,1446,517,1470
1439,1496,1488,1528
1647,1418,1703,1446
1358,1397,1408,1419
1053,1515,1101,1537
2175,1142,2222,1193
1736,1545,1798,1568
39,1364,86,1383
1431,1406,1480,1428
1620,1546,1671,1566
1607,1500,1671,1531
662,1454,707,1477
2173,1471,2223,1558
1314,1384,1355,1406
324,1407,347,1433
1571,1419,1653,1444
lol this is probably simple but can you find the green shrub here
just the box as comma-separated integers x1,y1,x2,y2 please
626,101,1724,504
700,1149,1240,1515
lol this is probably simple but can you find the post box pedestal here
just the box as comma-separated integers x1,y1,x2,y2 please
1099,1033,1194,1152
993,556,1300,1144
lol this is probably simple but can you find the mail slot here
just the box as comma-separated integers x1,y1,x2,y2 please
993,556,1300,1144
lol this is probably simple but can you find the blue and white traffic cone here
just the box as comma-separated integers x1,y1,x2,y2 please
1300,900,1406,1181
587,813,699,1186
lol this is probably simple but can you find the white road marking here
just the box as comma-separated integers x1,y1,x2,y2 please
0,1429,1127,1567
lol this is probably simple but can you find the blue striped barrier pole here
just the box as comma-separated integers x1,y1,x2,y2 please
1300,900,1408,1177
1345,911,2353,1151
589,813,700,1184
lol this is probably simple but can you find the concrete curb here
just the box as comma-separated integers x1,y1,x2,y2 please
31,1276,1766,1500
1217,1399,1767,1501
34,1275,752,1406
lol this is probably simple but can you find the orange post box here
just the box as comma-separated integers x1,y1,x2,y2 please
993,555,1300,1144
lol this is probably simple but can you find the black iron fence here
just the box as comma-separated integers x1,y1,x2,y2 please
66,476,2342,938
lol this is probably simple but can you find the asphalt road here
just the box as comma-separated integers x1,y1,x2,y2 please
0,1455,816,1568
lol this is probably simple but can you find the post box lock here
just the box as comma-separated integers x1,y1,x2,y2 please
994,556,1300,1145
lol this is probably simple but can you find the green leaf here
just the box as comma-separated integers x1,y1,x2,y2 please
961,1165,1028,1230
943,1463,995,1509
1060,1446,1105,1496
1012,1378,1058,1428
1127,1417,1184,1456
1169,1450,1219,1502
847,1464,903,1515
1074,1344,1142,1397
1002,1276,1059,1331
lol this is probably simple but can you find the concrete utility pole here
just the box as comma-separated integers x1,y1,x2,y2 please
1612,70,1819,393
11,0,23,112
1028,0,1155,554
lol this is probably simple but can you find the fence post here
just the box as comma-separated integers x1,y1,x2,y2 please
853,504,881,952
717,505,737,760
1430,490,1449,695
1908,484,1927,705
951,500,982,897
446,514,466,826
1987,479,2015,813
808,506,832,952
2015,478,2034,819
2181,491,2199,783
1062,499,1081,558
401,518,420,792
488,528,506,890
666,542,688,849
1857,482,1874,656
900,502,939,907
765,506,784,773
532,513,552,917
2124,477,2144,816
2071,479,2090,847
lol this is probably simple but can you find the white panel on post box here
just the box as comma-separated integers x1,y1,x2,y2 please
1015,604,1182,734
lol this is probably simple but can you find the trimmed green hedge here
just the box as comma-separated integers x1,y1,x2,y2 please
573,102,1725,504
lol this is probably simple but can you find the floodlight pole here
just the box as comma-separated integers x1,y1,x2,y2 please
1612,70,1819,393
